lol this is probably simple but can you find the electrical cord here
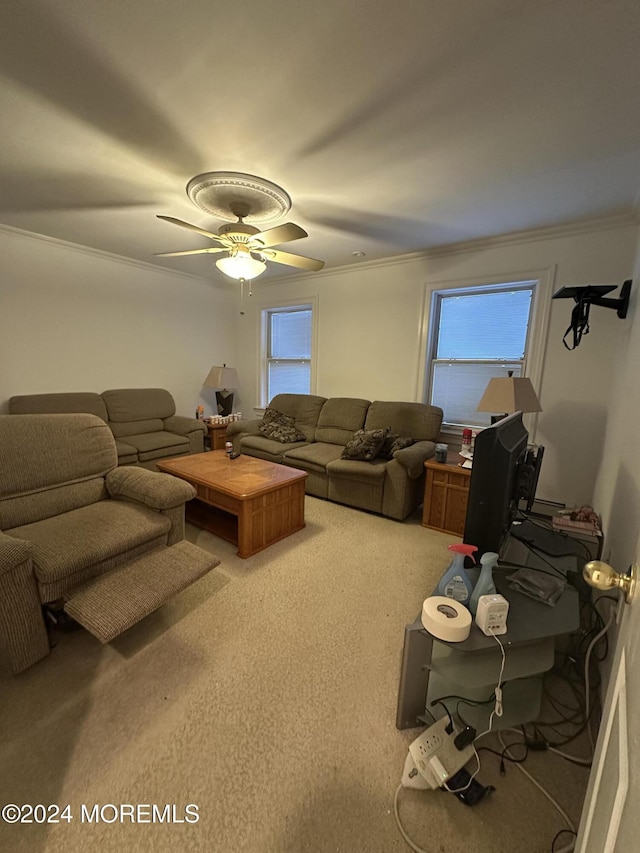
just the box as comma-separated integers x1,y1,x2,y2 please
583,603,616,753
393,784,431,853
394,598,612,851
429,700,453,733
516,508,604,571
498,729,577,836
394,638,506,852
552,828,577,852
443,630,506,794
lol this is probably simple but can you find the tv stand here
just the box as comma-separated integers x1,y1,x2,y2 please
395,569,579,731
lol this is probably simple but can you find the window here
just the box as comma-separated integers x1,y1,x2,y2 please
427,282,535,428
262,303,314,402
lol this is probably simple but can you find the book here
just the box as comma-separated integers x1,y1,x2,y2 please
552,516,602,538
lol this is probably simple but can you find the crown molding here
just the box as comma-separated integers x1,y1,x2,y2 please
420,211,640,259
0,222,229,289
260,211,640,287
2,210,637,291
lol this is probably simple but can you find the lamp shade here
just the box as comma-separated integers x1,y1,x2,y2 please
476,374,542,414
203,365,239,390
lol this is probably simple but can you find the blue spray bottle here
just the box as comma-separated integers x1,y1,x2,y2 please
469,551,499,615
437,543,477,605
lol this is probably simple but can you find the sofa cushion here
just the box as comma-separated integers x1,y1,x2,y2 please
341,428,388,461
6,500,171,586
327,457,388,482
102,388,176,422
378,434,415,459
0,414,117,530
364,401,443,441
124,431,190,462
9,392,109,421
259,408,306,443
109,418,165,438
283,442,344,474
266,394,327,442
114,439,139,465
240,433,308,461
315,398,370,445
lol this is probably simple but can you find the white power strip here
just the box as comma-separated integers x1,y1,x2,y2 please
404,717,475,790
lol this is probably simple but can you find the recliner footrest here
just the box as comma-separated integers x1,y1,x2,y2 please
63,541,221,643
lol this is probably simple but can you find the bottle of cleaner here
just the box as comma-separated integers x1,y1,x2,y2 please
469,551,499,615
437,543,478,604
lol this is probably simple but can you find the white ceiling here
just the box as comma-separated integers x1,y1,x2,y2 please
1,0,639,284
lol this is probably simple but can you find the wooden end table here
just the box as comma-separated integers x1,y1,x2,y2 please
157,451,307,558
421,453,471,536
206,422,229,451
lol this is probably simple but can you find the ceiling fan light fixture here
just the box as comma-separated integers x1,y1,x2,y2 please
216,253,266,280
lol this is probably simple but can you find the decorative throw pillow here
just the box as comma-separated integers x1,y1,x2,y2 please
379,433,415,459
341,428,389,461
259,408,306,444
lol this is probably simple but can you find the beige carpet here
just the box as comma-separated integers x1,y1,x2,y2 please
0,498,589,852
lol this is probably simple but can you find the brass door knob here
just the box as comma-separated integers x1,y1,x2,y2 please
583,561,637,603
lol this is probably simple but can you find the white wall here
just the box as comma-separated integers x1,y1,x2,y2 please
236,217,639,505
0,227,237,418
593,228,640,570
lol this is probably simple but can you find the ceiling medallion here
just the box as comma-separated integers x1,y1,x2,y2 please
186,172,292,223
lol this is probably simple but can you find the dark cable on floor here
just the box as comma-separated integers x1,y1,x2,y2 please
551,828,577,852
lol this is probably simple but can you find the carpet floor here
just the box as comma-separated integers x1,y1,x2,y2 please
0,497,589,852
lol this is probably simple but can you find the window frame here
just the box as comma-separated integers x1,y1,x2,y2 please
257,296,318,407
417,269,553,440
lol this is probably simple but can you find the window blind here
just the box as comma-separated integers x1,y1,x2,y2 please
428,284,534,427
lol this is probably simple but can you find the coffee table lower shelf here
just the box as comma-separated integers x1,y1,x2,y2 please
187,480,306,558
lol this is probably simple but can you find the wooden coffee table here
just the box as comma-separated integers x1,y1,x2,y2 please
157,451,308,558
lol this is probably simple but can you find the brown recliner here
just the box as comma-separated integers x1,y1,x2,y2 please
0,413,219,674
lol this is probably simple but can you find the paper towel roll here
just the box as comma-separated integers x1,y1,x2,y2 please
421,596,472,642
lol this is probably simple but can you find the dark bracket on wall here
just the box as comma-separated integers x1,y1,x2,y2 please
552,279,633,349
552,279,632,318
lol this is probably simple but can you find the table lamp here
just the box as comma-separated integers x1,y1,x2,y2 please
203,364,239,416
476,371,542,423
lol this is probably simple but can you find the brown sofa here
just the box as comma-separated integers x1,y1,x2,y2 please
226,394,443,520
0,413,219,674
9,388,206,469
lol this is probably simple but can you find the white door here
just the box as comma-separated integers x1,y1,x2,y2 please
575,570,640,852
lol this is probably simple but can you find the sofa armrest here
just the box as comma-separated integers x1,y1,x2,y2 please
163,415,207,436
393,440,436,479
0,530,31,573
226,417,262,438
106,467,196,509
0,532,50,673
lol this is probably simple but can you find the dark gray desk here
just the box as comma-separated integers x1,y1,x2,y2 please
395,570,580,730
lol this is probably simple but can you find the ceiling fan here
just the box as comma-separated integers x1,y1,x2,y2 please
155,172,324,280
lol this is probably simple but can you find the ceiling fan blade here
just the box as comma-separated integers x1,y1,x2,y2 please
262,248,324,271
154,247,227,257
251,222,308,249
156,215,226,244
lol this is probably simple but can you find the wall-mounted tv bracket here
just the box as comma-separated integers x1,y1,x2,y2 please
552,279,632,350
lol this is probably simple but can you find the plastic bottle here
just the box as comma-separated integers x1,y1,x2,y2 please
436,543,478,604
469,551,499,615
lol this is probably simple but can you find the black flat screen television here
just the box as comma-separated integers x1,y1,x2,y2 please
463,412,543,556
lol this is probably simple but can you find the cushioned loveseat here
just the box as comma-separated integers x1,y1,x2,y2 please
0,413,219,674
9,388,206,469
226,394,443,520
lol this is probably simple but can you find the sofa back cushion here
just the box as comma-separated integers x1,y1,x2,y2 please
109,418,165,438
102,388,176,423
0,414,116,529
9,392,108,422
267,394,327,442
315,398,371,446
364,402,443,441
